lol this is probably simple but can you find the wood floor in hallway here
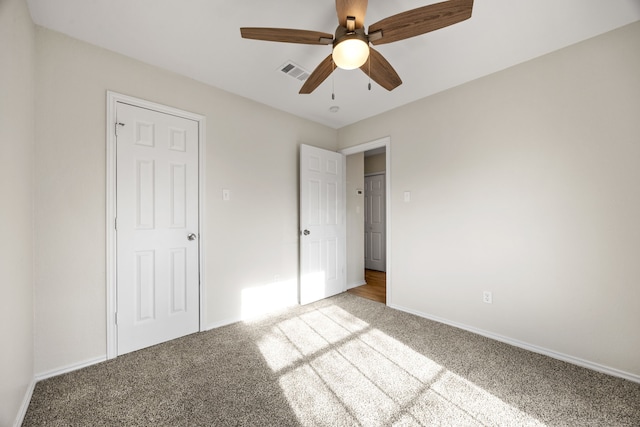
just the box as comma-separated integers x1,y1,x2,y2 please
347,269,386,304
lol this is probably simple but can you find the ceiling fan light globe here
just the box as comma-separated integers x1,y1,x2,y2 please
332,38,369,70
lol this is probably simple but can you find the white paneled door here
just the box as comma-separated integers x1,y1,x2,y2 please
116,102,199,355
365,173,386,272
299,144,346,305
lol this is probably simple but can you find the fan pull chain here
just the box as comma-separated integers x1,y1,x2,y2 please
368,56,372,91
332,61,336,100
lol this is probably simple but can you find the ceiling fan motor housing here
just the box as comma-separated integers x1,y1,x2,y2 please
332,26,370,70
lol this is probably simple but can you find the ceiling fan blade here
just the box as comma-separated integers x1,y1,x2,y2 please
240,28,333,45
336,0,368,29
360,48,402,91
299,54,335,94
368,0,473,45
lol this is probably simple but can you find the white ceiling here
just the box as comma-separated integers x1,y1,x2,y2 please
27,0,640,129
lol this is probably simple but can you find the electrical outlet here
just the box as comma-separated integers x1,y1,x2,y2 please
483,291,493,304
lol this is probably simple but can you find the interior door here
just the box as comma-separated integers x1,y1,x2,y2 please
116,102,199,355
365,173,386,271
299,144,346,305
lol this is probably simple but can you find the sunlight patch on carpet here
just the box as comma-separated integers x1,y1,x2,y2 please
258,303,547,426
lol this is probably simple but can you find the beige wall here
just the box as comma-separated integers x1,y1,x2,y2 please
0,0,35,423
338,22,640,377
34,27,337,374
346,153,365,287
365,153,386,175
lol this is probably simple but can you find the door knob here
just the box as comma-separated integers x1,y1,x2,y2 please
303,229,310,236
187,233,197,241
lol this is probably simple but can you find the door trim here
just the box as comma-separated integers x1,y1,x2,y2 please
340,136,391,305
105,91,206,359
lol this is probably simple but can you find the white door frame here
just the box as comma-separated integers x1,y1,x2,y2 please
340,136,391,305
105,91,207,359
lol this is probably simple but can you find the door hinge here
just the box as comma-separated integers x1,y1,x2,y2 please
114,312,118,325
114,217,117,230
115,121,125,136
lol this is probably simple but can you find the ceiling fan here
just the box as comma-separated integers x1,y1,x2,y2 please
240,0,474,94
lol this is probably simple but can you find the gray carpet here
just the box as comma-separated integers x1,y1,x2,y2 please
23,293,640,426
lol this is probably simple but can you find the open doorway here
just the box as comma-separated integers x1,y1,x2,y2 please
341,138,390,305
364,152,386,272
348,269,386,303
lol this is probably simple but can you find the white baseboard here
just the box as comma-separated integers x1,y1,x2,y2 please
35,355,107,382
347,280,367,290
13,378,36,427
388,303,640,384
205,316,242,331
